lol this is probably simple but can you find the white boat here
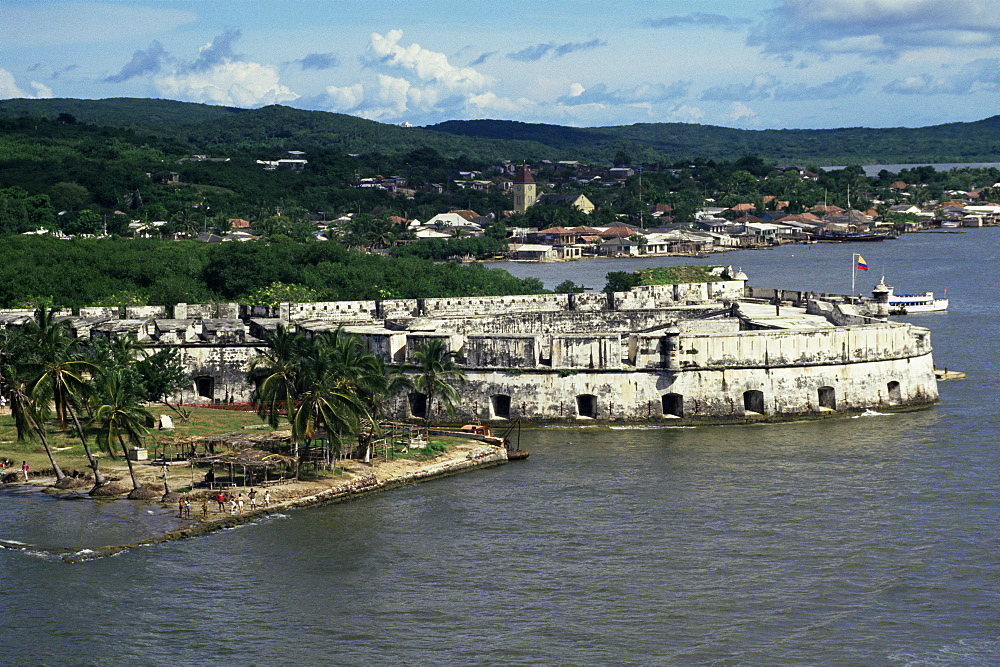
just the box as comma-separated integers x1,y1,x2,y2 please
888,287,948,314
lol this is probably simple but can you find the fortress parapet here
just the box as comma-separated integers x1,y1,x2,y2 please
0,273,937,423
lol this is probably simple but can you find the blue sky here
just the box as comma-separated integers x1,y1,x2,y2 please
2,0,998,130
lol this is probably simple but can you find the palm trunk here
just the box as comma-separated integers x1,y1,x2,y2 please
27,412,65,481
117,433,141,492
67,404,106,489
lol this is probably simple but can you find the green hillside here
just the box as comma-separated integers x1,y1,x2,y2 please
427,116,1000,164
2,97,998,164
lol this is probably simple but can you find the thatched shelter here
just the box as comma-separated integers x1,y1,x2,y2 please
158,432,297,487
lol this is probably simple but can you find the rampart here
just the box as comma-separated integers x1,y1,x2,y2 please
0,271,938,424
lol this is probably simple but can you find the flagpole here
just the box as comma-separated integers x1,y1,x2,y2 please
851,252,857,296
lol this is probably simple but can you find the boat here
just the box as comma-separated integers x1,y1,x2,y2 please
818,230,892,242
888,287,948,314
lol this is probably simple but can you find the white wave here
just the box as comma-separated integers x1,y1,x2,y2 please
852,409,890,418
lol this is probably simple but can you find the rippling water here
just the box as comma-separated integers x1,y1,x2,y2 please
2,230,999,665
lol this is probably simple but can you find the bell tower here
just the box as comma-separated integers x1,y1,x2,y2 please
512,164,536,213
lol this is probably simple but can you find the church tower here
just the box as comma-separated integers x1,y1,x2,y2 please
512,164,537,213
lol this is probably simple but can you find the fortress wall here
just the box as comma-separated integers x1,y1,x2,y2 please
431,308,716,336
551,335,624,369
463,336,539,368
388,351,938,423
380,299,420,319
287,300,380,323
422,293,570,317
79,306,119,318
146,344,261,404
572,293,611,311
126,306,167,319
676,324,932,369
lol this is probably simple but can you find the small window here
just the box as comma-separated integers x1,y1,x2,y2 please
576,394,597,419
491,394,511,419
408,393,427,419
743,390,764,415
662,393,683,418
818,386,836,411
887,381,902,405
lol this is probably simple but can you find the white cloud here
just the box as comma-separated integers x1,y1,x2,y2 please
0,69,53,99
723,102,758,123
326,29,498,122
466,91,530,115
325,83,364,111
157,61,298,108
751,0,1000,59
558,81,690,106
884,58,1000,94
367,29,487,90
668,105,706,122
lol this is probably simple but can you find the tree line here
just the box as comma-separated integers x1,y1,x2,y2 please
0,236,545,309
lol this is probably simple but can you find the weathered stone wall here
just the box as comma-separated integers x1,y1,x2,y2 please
674,323,931,370
386,350,937,423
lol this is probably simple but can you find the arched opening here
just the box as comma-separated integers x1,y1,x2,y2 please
662,393,683,418
491,394,511,419
887,381,902,405
818,386,836,411
576,394,597,419
408,393,427,419
743,390,764,415
194,376,215,401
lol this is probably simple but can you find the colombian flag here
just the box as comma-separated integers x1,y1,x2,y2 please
856,255,869,271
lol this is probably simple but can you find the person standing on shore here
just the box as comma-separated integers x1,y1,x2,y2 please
178,497,184,517
21,461,29,481
201,499,209,518
263,489,271,508
230,496,238,515
216,491,226,512
248,488,257,510
183,498,191,519
237,493,245,515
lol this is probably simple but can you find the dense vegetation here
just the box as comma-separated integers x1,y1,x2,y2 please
0,237,544,308
429,116,1000,164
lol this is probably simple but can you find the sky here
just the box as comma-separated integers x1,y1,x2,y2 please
1,0,999,130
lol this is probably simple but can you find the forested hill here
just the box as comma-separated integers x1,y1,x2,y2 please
1,97,999,164
427,116,1000,165
0,98,555,163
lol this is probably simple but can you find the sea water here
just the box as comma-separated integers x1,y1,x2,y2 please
1,229,998,665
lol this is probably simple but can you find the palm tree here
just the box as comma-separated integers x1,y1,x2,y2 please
249,324,303,430
24,312,108,490
92,367,155,499
411,338,466,428
292,329,377,468
170,206,199,238
250,326,391,469
1,360,68,484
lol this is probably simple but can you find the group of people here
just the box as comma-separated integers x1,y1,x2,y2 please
178,488,273,519
213,488,271,516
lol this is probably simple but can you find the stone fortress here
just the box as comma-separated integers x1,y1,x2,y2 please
0,268,938,424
